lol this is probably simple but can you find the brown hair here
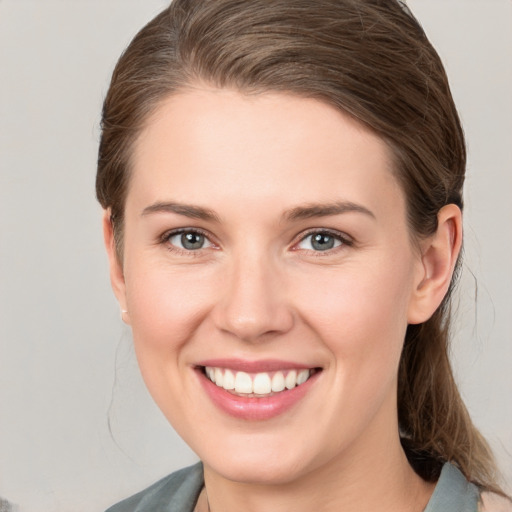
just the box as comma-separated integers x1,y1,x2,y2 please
96,0,503,493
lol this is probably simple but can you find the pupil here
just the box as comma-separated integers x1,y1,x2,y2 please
181,232,204,250
312,233,334,251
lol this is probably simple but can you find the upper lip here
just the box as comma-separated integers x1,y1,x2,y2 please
195,358,317,373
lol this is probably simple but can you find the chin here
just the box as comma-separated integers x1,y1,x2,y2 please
200,437,325,486
208,457,305,486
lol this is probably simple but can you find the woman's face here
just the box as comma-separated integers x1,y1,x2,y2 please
108,89,429,484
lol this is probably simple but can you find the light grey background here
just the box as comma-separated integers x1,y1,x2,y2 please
0,1,510,510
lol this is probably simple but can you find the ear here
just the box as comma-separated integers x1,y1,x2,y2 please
102,209,130,324
407,204,462,325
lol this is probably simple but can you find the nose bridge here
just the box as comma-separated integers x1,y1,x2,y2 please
213,245,293,341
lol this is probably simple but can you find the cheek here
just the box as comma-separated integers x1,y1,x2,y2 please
122,262,219,424
124,261,216,355
292,259,415,437
294,256,414,372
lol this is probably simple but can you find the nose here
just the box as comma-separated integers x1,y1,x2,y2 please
211,251,294,343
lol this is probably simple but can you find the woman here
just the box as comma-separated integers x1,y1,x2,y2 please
96,0,510,510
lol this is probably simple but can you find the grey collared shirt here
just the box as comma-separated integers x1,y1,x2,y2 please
105,462,480,512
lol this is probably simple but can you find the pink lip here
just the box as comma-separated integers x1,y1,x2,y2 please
195,361,321,421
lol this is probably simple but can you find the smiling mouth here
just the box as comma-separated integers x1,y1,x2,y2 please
201,366,320,397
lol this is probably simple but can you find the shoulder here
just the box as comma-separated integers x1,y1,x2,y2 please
479,492,512,512
105,463,204,512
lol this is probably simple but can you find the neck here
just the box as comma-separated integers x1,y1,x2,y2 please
201,425,434,512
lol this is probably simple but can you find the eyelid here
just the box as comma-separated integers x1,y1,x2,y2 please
157,226,352,255
291,228,353,252
158,227,218,253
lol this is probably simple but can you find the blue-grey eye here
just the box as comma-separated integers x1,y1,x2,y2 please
168,231,211,250
297,232,343,251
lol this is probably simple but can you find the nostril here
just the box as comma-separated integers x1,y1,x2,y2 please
213,304,295,342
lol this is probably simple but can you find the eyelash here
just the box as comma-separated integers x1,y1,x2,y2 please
159,228,216,256
292,229,353,256
158,228,353,256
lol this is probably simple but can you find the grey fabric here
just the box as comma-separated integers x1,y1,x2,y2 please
425,463,480,512
0,497,16,512
105,461,480,512
105,463,203,512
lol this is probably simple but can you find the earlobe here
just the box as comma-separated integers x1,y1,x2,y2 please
407,204,462,325
102,209,130,324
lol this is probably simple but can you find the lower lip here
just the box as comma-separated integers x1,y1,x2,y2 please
197,369,320,421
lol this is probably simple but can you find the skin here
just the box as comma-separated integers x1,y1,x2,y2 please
104,88,462,512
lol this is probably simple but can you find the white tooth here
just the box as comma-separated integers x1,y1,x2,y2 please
285,370,297,390
222,369,235,390
214,368,224,387
297,369,310,385
234,371,253,394
206,367,215,382
271,371,286,392
253,373,272,395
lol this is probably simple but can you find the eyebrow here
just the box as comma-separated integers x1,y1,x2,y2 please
283,201,375,221
141,201,220,222
141,200,375,223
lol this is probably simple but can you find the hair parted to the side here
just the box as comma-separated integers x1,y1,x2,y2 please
96,0,504,494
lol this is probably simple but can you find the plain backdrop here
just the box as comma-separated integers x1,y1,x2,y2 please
0,1,511,510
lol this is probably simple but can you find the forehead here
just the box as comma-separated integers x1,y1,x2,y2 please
128,88,405,221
